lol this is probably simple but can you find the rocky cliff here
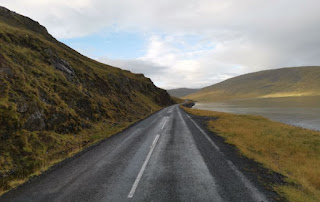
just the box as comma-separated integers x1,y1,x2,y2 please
0,6,174,193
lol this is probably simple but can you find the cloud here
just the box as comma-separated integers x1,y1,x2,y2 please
4,0,320,39
2,0,320,88
99,34,235,89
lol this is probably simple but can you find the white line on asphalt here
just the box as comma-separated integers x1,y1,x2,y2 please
184,111,269,202
176,107,223,202
185,114,221,152
161,117,168,129
227,160,268,202
128,134,160,198
177,108,188,128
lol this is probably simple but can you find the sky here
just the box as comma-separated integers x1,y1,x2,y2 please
1,0,320,89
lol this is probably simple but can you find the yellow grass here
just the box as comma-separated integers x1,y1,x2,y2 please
0,122,126,195
0,104,166,196
185,67,320,102
182,106,320,202
259,92,320,99
0,13,173,195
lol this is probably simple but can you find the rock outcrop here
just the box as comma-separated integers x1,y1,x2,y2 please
0,6,174,192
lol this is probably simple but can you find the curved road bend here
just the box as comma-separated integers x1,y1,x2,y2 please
1,105,271,202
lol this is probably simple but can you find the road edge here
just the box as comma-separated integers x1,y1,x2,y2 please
0,105,173,197
180,105,288,202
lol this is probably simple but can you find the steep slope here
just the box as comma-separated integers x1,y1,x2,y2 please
186,66,320,102
167,88,199,98
0,6,174,193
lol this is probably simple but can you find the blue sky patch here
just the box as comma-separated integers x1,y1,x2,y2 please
61,31,146,59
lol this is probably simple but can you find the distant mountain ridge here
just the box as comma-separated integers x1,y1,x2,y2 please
0,6,173,193
185,66,320,102
167,88,199,98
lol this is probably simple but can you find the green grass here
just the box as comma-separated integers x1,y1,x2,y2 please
0,7,174,194
182,106,320,201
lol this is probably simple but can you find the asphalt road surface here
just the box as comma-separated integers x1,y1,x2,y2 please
1,105,272,202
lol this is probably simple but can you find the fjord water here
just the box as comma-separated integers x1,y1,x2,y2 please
193,96,320,131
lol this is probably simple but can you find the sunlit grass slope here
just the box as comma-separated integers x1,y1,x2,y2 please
182,106,320,202
0,6,174,194
185,66,320,102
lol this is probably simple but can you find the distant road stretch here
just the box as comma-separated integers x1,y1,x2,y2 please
1,105,271,202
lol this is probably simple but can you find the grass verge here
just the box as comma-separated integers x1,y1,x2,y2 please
0,107,163,196
182,106,320,202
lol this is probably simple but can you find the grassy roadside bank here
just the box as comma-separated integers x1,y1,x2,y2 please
182,106,320,202
0,6,175,196
0,106,165,196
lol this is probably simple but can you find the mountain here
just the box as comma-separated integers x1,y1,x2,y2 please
167,88,199,98
0,6,173,193
185,66,320,102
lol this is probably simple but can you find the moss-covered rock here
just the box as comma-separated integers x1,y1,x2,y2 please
0,6,175,193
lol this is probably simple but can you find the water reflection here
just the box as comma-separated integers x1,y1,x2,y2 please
193,96,320,131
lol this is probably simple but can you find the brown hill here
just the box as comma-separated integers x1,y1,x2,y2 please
167,88,199,98
186,66,320,102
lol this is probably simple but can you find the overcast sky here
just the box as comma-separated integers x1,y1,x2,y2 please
1,0,320,89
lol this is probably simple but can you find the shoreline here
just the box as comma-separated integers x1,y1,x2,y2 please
192,100,320,132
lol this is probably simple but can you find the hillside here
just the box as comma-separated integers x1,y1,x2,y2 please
0,6,173,193
167,88,199,98
185,66,320,102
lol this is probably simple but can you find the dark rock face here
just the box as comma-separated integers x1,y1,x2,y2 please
0,53,12,76
182,102,195,108
0,67,12,75
39,89,56,105
16,100,28,113
23,106,45,131
0,78,6,97
0,106,20,140
0,6,175,193
46,111,67,129
0,6,174,135
45,48,76,78
52,57,75,76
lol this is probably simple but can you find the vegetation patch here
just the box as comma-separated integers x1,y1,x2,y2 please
182,106,320,202
185,66,320,102
0,6,174,195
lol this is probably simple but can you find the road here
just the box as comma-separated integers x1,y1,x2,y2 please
1,105,272,202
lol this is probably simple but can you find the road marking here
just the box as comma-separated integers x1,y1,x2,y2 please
161,117,168,129
177,108,189,128
185,114,221,152
128,134,160,198
177,108,223,202
227,160,269,202
184,111,269,202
